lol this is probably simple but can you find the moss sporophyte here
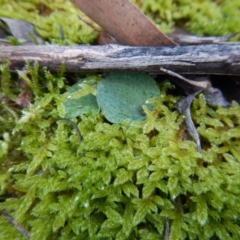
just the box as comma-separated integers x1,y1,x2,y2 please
1,0,240,238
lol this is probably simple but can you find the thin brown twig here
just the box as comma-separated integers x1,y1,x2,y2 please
77,15,102,33
78,15,117,44
55,118,83,143
0,210,30,239
160,67,211,89
164,218,170,240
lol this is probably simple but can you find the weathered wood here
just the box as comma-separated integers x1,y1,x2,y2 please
0,44,240,75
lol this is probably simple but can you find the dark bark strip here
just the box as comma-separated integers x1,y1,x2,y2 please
0,44,240,75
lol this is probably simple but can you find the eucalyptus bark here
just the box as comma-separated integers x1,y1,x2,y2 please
0,44,240,75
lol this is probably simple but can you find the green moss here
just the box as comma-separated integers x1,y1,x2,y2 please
1,0,239,43
131,0,240,38
1,1,240,239
0,62,240,239
0,0,98,44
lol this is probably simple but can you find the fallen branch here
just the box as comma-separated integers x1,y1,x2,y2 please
0,44,240,75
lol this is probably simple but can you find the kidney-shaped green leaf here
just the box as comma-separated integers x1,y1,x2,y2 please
97,72,160,123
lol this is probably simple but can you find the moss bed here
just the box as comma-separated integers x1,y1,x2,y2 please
0,0,240,239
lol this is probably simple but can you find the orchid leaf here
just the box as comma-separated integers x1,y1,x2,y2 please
96,72,160,123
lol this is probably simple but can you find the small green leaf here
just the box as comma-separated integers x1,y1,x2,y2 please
65,94,99,117
133,206,148,226
100,219,120,231
64,80,99,118
160,209,176,219
133,200,157,226
167,176,178,192
122,182,139,197
98,219,121,238
31,218,54,240
27,150,48,175
97,71,160,123
114,168,133,186
104,207,123,224
128,159,146,170
15,187,36,222
152,195,164,207
122,203,134,236
53,213,66,232
196,197,208,226
116,229,129,240
139,229,162,240
136,168,149,184
142,182,157,198
102,171,111,185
